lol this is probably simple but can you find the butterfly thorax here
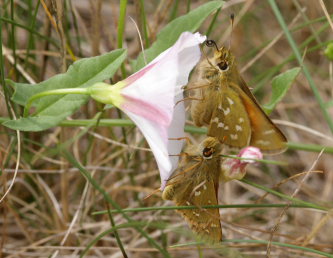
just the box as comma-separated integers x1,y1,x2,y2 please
213,47,239,85
199,47,240,90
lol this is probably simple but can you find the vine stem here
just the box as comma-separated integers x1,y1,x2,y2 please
24,88,89,117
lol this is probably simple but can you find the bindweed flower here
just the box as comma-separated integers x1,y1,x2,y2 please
88,32,206,189
221,146,263,182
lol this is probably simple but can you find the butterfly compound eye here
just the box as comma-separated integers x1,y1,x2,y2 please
205,40,215,47
205,40,218,51
203,147,214,158
217,61,229,71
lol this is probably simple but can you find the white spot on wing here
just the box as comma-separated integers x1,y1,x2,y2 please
218,104,222,110
264,129,275,135
223,107,230,115
224,126,229,130
218,122,224,128
230,134,238,140
239,118,244,123
186,201,191,205
212,117,219,123
203,184,207,190
256,140,270,146
227,97,234,105
194,191,201,196
236,125,242,131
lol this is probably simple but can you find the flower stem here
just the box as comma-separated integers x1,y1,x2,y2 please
24,88,90,117
220,154,288,166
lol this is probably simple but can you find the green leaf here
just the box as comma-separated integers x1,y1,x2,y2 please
133,1,223,71
324,42,333,61
4,49,127,131
263,67,301,114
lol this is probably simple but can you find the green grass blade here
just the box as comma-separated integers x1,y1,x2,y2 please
118,0,127,78
172,239,333,258
133,1,224,71
92,203,326,216
268,0,333,133
241,179,328,211
62,150,170,257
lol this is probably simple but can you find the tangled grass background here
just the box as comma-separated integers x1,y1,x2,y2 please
1,1,333,257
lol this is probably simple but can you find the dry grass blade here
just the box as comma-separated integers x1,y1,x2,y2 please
266,149,325,257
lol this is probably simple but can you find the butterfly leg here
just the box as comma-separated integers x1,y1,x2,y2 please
171,162,202,180
183,82,211,91
143,187,162,200
168,136,191,145
175,96,204,107
175,82,211,106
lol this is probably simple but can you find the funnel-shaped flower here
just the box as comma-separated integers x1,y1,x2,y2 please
221,147,263,182
88,32,206,189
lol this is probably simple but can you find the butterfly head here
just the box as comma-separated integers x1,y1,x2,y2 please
200,137,222,160
205,40,236,75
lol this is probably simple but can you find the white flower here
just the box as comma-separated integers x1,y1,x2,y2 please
88,32,206,189
221,146,263,181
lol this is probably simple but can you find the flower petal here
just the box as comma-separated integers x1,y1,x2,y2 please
239,146,263,163
164,92,186,189
221,157,246,182
123,95,184,190
123,111,171,181
118,32,205,188
121,32,206,126
221,147,263,182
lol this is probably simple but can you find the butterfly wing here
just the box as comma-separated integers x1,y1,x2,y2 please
163,158,222,242
191,83,220,127
206,78,286,153
231,81,287,154
208,86,251,148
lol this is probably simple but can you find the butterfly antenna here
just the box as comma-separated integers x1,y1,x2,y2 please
202,40,219,71
229,13,235,50
143,187,161,200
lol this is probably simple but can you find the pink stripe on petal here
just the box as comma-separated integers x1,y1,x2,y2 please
124,62,158,86
121,95,171,126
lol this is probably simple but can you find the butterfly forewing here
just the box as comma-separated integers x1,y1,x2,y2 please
191,42,287,154
174,175,222,242
233,82,287,153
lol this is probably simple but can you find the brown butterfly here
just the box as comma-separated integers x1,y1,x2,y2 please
162,137,222,242
190,40,287,154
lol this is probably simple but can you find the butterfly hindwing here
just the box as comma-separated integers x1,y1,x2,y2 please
191,83,221,127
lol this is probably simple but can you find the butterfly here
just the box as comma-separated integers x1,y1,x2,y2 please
162,137,223,242
190,40,287,154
